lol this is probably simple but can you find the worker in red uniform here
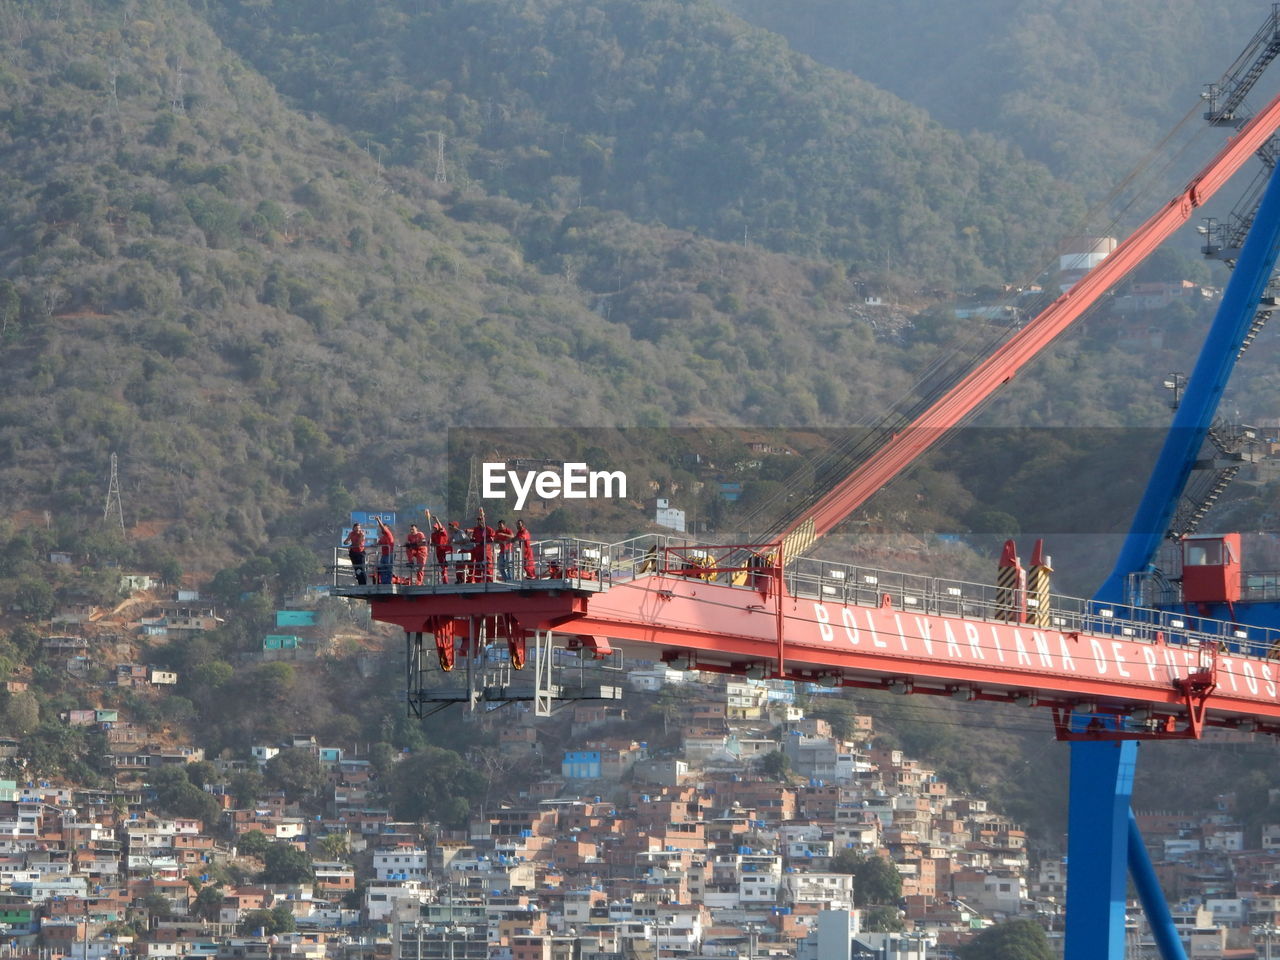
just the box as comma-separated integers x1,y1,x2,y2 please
515,519,536,579
449,520,470,582
470,510,496,582
494,520,515,581
374,516,396,585
405,523,428,585
426,512,450,583
343,521,367,585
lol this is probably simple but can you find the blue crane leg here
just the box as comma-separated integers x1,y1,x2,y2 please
1129,808,1188,960
1065,739,1137,960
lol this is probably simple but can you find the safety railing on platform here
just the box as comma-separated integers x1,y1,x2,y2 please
1129,563,1280,606
331,532,1280,662
330,533,687,592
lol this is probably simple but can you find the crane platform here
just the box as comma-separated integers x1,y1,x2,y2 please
333,534,1280,738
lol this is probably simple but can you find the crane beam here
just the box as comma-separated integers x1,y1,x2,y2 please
346,570,1280,736
778,89,1280,551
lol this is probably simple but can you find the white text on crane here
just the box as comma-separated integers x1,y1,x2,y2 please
482,462,628,511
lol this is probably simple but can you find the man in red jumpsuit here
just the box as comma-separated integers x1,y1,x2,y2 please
470,510,496,582
405,523,428,585
374,516,396,585
427,512,450,583
343,521,367,585
515,519,536,579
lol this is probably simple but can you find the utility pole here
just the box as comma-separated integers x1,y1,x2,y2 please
103,452,125,536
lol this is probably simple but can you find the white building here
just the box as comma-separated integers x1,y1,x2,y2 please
374,847,431,882
628,665,687,692
797,910,932,960
365,880,430,924
652,498,686,533
1057,236,1116,292
797,909,860,960
784,872,856,911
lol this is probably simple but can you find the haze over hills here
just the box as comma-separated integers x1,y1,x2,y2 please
200,0,1080,279
720,0,1276,191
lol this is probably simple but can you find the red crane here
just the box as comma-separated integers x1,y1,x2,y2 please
337,87,1280,735
335,25,1280,960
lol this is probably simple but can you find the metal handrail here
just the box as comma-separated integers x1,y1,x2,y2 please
329,532,1280,661
330,533,689,590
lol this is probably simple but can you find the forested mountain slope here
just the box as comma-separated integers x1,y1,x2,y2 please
721,0,1274,191
0,0,948,562
0,0,1270,577
200,0,1079,282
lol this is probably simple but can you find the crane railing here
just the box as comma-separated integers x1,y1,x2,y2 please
331,533,1280,662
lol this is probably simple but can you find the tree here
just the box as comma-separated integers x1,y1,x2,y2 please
383,745,486,826
229,769,264,808
369,741,398,776
957,919,1054,960
0,279,19,336
260,841,313,885
831,851,902,906
270,544,320,597
143,892,172,920
148,766,222,827
155,556,184,586
11,576,54,619
808,698,858,741
318,832,350,862
239,905,296,935
1,690,38,735
191,883,225,921
268,904,297,934
758,750,791,782
263,747,326,802
830,849,862,876
238,829,270,859
862,906,904,932
853,855,902,906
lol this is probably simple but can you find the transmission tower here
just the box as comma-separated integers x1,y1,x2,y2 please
168,56,186,113
463,457,479,517
435,132,448,184
103,452,125,536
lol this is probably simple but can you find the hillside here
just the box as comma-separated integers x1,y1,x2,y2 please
720,0,1274,193
0,0,963,571
200,0,1081,282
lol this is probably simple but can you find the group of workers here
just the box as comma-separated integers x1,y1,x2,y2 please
343,509,535,586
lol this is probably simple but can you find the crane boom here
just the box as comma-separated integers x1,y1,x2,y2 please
779,89,1280,555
